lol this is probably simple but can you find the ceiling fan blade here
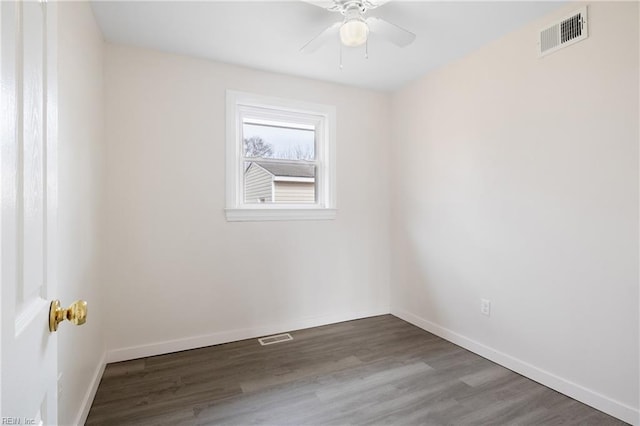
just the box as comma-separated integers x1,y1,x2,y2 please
366,16,416,47
300,0,341,12
301,22,341,53
301,0,389,12
362,0,391,10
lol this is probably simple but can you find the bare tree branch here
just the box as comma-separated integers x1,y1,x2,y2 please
277,145,314,160
244,136,274,158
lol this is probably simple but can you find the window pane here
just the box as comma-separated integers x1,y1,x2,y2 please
244,161,316,204
243,121,315,160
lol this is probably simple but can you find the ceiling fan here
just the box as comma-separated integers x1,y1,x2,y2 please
301,0,416,54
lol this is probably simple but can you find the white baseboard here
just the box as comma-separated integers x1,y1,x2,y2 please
74,350,106,426
391,307,639,426
106,307,389,364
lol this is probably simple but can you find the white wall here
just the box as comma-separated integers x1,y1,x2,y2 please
103,45,391,360
390,2,639,423
57,2,106,425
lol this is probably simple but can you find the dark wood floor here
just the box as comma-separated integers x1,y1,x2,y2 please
86,315,625,425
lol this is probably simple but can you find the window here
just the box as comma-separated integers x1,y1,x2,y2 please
225,91,336,221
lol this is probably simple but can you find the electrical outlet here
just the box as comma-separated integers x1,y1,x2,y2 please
480,299,491,316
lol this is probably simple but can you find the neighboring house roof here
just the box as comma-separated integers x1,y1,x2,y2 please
249,161,314,178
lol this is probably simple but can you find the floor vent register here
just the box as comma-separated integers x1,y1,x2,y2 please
258,333,293,346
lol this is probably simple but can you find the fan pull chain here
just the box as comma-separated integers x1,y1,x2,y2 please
339,42,343,69
365,39,369,59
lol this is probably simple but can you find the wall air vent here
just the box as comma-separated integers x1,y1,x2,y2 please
538,7,588,57
258,333,293,346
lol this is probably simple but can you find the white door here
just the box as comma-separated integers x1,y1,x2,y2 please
1,0,59,424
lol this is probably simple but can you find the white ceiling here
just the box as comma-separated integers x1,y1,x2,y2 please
90,1,564,91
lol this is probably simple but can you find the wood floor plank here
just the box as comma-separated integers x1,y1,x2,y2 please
86,315,627,425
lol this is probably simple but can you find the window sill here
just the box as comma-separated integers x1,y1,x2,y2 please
225,208,337,222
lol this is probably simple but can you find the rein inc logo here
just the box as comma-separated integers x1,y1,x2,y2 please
1,418,38,425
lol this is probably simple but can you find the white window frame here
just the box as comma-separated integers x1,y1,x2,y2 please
225,90,337,221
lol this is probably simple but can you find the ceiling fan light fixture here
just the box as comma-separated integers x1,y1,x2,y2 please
339,18,369,47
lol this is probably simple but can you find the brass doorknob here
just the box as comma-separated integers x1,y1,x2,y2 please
49,300,87,332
